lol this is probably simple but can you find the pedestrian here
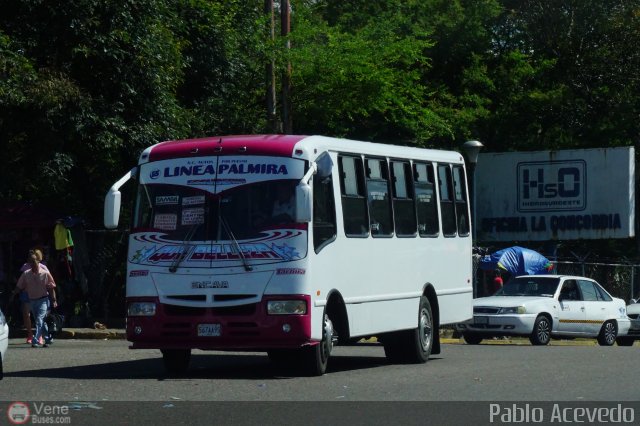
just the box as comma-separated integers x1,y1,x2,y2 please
493,268,504,294
18,249,50,344
9,251,58,347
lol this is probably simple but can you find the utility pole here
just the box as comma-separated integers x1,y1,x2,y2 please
265,0,278,133
281,0,292,134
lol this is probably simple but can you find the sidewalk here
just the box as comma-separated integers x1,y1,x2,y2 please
10,327,126,340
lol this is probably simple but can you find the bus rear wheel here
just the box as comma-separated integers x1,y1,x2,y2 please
383,296,433,364
462,333,483,345
161,349,191,375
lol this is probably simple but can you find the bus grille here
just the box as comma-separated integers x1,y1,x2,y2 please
162,303,257,317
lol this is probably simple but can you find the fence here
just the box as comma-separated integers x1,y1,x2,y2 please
471,254,640,301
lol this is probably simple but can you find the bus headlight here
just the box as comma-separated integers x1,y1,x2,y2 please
267,300,307,315
128,302,156,316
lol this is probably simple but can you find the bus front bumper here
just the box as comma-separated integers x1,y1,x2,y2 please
126,296,314,351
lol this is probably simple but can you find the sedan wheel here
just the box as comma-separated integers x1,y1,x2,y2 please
597,321,617,346
529,315,551,346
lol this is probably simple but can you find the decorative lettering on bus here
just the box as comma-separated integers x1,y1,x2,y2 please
187,178,245,186
181,207,204,225
191,280,229,289
155,195,179,205
146,244,283,262
276,268,306,275
157,163,290,179
182,195,205,205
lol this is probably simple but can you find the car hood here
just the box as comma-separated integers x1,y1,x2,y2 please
473,296,552,308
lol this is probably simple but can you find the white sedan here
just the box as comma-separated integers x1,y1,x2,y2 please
457,275,630,346
0,308,7,379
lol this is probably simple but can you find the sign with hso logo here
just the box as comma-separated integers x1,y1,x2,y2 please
517,160,586,212
475,147,634,241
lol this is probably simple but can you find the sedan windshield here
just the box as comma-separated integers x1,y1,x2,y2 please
495,276,560,297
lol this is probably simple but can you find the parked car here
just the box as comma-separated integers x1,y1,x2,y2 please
617,299,640,346
0,308,8,379
457,275,630,346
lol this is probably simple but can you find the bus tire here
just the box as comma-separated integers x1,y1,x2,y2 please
383,296,433,364
302,311,334,376
267,349,298,371
161,349,191,375
462,333,483,345
408,296,434,363
616,336,635,346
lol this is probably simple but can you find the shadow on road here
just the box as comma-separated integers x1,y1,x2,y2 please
4,351,433,380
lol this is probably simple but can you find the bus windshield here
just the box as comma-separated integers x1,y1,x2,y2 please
133,179,299,241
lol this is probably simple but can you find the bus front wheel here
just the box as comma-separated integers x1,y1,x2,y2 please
302,311,334,376
161,349,191,375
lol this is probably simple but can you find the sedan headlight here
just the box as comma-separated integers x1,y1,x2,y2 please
498,306,526,315
128,302,156,316
267,300,307,315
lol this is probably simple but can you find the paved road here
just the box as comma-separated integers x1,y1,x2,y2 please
2,338,639,402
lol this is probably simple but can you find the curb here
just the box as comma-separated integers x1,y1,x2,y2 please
10,328,126,340
59,329,126,340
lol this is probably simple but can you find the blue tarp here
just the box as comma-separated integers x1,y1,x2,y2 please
479,246,553,276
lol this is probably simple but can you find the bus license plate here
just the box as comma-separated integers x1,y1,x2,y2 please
474,316,489,325
197,324,221,337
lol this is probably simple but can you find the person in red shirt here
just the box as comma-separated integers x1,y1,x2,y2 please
493,269,504,294
9,251,58,347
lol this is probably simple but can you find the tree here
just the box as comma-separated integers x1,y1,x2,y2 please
480,0,640,151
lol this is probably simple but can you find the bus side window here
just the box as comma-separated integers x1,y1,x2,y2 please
365,158,393,237
438,164,457,237
452,165,470,237
313,169,337,252
338,155,369,237
391,160,416,237
414,162,439,237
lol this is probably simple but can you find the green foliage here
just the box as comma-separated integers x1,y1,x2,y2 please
288,4,442,144
1,0,639,227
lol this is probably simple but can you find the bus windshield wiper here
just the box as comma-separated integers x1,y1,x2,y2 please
219,215,253,272
169,223,200,273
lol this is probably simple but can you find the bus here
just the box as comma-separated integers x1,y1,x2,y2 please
104,134,473,375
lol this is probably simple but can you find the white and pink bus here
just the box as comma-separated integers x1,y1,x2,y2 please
104,135,473,375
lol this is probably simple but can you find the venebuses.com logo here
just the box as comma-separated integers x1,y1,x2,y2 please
7,402,30,425
7,401,71,424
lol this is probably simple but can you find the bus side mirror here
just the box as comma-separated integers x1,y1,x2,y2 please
104,168,135,229
104,190,122,229
316,152,333,178
295,183,312,223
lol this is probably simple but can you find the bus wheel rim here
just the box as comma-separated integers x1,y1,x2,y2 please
419,308,432,351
